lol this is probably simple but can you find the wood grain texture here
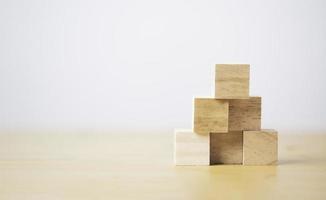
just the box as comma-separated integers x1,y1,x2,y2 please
229,97,261,131
174,129,209,165
1,132,326,199
243,129,278,165
215,64,250,99
193,98,229,135
210,132,243,165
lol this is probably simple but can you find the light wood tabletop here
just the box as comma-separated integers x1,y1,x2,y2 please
0,132,326,200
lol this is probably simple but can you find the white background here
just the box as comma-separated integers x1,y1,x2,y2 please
1,0,326,133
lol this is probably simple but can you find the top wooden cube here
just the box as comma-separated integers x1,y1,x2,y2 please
215,64,250,99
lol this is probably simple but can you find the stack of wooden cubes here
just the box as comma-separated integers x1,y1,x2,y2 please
174,64,278,166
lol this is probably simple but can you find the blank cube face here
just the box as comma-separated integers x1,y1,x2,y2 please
215,64,249,99
194,98,229,135
174,130,209,166
243,130,278,165
229,97,261,131
210,132,243,165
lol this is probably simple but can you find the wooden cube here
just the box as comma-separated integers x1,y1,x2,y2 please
210,132,243,165
229,97,261,131
174,130,209,165
243,129,278,165
193,98,229,135
215,64,250,99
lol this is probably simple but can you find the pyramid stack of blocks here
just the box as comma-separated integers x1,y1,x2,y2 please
174,64,278,166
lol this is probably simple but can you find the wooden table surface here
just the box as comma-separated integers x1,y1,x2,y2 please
0,132,326,200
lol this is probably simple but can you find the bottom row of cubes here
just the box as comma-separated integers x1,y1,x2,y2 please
174,129,278,166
